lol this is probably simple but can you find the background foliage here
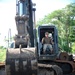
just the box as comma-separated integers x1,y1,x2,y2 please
0,46,6,62
37,3,75,53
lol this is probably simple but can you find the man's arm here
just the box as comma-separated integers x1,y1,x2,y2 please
42,37,44,44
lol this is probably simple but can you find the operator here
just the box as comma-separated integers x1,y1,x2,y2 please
42,32,54,54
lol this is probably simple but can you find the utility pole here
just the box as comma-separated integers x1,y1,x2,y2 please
8,28,11,47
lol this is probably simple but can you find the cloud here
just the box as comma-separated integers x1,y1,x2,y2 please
32,0,73,21
0,2,17,36
0,2,16,46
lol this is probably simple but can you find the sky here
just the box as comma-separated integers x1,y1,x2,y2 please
0,0,75,46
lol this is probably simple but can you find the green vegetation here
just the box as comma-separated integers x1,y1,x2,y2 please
72,43,75,54
37,3,75,53
0,46,6,62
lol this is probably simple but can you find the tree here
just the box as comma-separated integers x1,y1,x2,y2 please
37,3,75,53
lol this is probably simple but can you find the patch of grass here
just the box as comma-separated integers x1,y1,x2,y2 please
0,49,6,62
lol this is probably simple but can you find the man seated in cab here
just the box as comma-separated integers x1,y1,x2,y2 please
42,32,54,54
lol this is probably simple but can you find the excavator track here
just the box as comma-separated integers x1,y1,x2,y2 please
55,60,75,74
38,64,63,75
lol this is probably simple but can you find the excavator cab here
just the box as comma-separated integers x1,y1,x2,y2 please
38,25,59,60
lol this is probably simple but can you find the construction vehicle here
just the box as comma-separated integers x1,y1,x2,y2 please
37,25,75,75
3,0,75,75
5,0,37,75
